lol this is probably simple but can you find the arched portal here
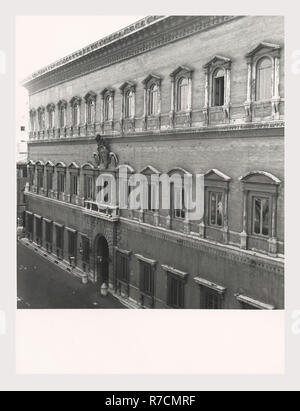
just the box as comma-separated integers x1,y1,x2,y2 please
94,235,109,285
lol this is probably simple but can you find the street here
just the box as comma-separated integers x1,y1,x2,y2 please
17,241,125,309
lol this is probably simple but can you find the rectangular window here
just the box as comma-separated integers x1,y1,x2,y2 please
70,174,78,196
22,168,28,178
214,76,225,106
46,170,53,191
203,290,222,309
116,251,129,283
57,172,65,194
171,183,185,219
167,275,184,308
209,191,223,227
36,218,42,239
253,197,270,236
84,175,94,200
56,226,63,249
37,170,44,189
68,231,76,257
27,214,33,234
81,237,90,264
140,261,154,296
45,222,52,243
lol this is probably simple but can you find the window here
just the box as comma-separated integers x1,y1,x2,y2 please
47,104,55,129
204,290,222,309
30,110,36,132
57,172,65,194
56,225,63,249
70,174,78,196
22,168,27,178
252,196,270,236
239,171,281,254
171,182,185,219
68,231,76,257
46,170,53,191
167,275,184,308
116,251,129,283
26,213,33,234
149,84,158,115
177,77,189,111
125,90,134,118
140,261,154,296
36,217,43,242
38,108,45,130
73,103,79,126
81,236,90,264
87,100,95,124
256,57,272,101
213,68,225,106
209,191,223,227
37,169,44,190
59,105,66,128
48,107,55,129
29,167,34,186
84,175,94,200
45,221,53,243
104,95,112,121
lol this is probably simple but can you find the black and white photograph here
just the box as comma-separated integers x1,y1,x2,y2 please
16,15,284,310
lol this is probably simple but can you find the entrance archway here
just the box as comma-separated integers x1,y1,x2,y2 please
95,235,109,285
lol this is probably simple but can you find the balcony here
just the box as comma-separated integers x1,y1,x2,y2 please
83,200,119,221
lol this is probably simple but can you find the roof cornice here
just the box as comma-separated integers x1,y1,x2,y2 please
22,15,242,94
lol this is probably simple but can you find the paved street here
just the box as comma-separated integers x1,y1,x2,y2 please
17,241,125,309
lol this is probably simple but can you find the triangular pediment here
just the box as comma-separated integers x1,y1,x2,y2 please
203,55,231,69
246,42,281,58
170,66,193,79
140,165,160,175
142,74,161,86
204,169,231,182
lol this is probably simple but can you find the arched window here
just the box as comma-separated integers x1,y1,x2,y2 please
177,77,189,112
29,110,36,132
58,101,67,128
47,104,55,129
125,90,134,118
104,95,112,121
149,84,158,116
37,107,45,130
213,68,225,106
256,57,272,101
87,100,95,124
73,102,79,126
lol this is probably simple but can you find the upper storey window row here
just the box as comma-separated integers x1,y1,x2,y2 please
28,42,282,133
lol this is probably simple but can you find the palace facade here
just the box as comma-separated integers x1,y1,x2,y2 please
22,15,284,309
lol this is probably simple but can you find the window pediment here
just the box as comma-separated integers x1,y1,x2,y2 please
57,99,67,108
142,74,161,87
204,169,231,183
37,106,45,113
203,55,231,71
119,81,136,93
246,42,281,60
170,66,193,80
168,167,191,176
84,91,97,102
239,171,281,185
55,161,67,169
35,160,45,167
70,96,82,106
81,162,96,171
46,103,55,112
101,87,115,97
29,108,36,114
45,160,55,168
68,162,80,170
140,165,160,175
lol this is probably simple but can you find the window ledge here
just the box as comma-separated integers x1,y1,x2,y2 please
235,294,275,310
135,253,157,266
161,264,188,279
194,276,226,294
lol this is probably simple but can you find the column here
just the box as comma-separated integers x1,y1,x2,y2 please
240,189,248,249
224,67,231,121
78,171,85,207
142,86,147,130
203,69,209,125
65,169,71,203
169,78,175,128
268,195,278,256
244,60,252,121
272,56,281,120
223,188,229,244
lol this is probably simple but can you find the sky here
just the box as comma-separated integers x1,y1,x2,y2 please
16,16,144,148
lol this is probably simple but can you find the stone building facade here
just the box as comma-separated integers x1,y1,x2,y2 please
22,15,284,309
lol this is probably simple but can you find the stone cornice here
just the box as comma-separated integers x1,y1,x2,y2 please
28,121,285,147
23,15,240,95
